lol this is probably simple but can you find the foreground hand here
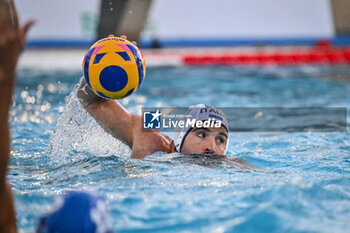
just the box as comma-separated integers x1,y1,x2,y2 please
0,0,34,72
1,1,34,232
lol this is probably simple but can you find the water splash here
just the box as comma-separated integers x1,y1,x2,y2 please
48,78,131,166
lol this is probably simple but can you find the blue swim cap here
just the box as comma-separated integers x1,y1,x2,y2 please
173,103,229,153
37,191,112,233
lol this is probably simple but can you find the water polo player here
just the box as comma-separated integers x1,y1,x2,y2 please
36,191,113,233
77,35,229,158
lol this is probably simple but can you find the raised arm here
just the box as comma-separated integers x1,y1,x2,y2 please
0,0,34,232
77,47,176,158
77,78,138,147
77,78,176,158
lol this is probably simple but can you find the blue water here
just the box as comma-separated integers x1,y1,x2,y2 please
9,66,350,233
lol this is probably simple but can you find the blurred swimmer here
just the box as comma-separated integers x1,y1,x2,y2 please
36,190,113,233
78,36,229,158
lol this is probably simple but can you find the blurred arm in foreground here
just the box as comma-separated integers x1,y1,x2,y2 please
0,0,34,232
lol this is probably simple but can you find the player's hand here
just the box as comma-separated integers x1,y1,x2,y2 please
109,34,137,46
0,0,34,73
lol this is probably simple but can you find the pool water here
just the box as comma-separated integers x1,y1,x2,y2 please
9,66,350,233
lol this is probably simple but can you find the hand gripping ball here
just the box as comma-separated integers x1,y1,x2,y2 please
82,36,146,99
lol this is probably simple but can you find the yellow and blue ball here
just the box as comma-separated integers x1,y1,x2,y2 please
82,36,146,99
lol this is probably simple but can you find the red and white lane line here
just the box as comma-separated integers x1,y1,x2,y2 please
144,46,350,66
18,46,350,70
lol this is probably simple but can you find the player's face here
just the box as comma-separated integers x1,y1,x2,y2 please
181,127,228,155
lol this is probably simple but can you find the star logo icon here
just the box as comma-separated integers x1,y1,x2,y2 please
143,109,162,129
150,109,161,122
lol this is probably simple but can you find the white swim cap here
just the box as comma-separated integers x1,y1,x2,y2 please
173,104,229,153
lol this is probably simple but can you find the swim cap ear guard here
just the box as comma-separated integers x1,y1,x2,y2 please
37,191,113,233
173,103,229,154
